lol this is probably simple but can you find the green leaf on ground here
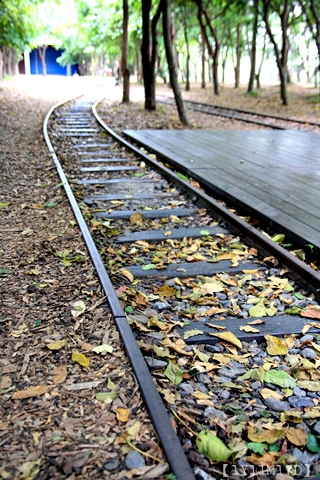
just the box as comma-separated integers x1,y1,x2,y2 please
196,431,233,461
307,434,320,453
164,360,183,385
264,370,296,388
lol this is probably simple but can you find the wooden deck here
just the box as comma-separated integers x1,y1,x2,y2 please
124,129,320,251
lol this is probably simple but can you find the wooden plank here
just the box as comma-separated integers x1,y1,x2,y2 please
178,316,320,344
116,225,229,243
85,192,178,201
126,260,263,278
81,158,131,163
58,128,99,133
78,178,154,185
95,207,197,219
61,133,100,137
80,166,141,172
124,129,320,249
76,144,112,148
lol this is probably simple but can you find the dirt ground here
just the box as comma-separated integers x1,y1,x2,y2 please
0,75,319,480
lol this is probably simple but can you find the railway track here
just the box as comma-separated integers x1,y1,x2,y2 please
157,95,320,132
44,94,320,479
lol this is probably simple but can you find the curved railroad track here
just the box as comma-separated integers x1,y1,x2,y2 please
44,93,320,479
157,94,320,132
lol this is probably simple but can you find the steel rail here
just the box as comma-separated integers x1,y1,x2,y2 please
156,95,320,130
181,97,320,127
92,96,320,301
43,95,196,480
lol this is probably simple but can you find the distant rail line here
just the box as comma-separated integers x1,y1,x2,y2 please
157,94,320,132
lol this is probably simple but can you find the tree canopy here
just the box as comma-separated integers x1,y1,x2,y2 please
0,0,319,105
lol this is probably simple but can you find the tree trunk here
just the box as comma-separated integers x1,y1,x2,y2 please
162,0,190,125
183,12,190,91
38,46,47,76
121,0,130,103
201,28,206,88
234,24,242,88
247,0,259,93
141,0,162,110
263,0,289,105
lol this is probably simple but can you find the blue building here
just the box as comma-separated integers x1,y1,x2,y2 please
25,46,78,76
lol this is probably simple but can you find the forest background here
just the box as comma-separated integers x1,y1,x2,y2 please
0,0,319,120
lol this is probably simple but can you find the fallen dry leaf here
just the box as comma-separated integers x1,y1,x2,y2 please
12,386,50,399
301,308,320,319
285,427,308,446
265,334,288,356
52,366,68,385
116,407,130,422
245,452,280,467
72,351,90,367
208,331,242,349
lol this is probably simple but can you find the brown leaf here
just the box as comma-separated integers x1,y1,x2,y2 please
245,452,280,467
301,308,320,319
154,285,176,297
12,385,50,399
130,212,143,225
285,427,308,446
162,338,193,356
52,366,68,385
0,376,12,389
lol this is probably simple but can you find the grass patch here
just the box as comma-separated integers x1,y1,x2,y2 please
307,93,320,104
246,89,259,98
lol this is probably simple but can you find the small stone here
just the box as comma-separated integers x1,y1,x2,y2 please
288,396,314,408
275,475,294,480
144,308,159,317
104,459,119,472
300,334,314,343
217,361,247,379
293,386,306,397
263,398,290,412
291,448,311,465
153,301,170,311
250,381,262,390
165,279,176,287
313,421,320,435
215,293,227,300
204,407,228,421
218,390,230,400
179,383,194,394
307,392,319,399
125,450,145,470
301,348,318,359
144,357,168,370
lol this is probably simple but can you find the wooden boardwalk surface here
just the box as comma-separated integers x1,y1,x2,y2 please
124,129,320,251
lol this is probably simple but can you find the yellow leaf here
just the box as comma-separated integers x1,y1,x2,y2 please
207,323,226,331
239,325,260,333
120,268,134,282
12,386,49,399
164,231,172,236
280,411,303,423
116,407,130,422
192,391,211,400
92,344,114,354
247,319,265,325
71,300,86,318
11,323,29,337
184,329,204,339
247,425,285,443
297,380,320,391
242,269,259,274
209,331,242,349
285,428,308,446
148,317,174,332
303,407,320,418
0,202,10,207
245,452,280,467
260,388,284,401
47,339,66,351
72,351,90,367
130,212,143,225
265,334,288,356
162,338,193,356
154,285,176,297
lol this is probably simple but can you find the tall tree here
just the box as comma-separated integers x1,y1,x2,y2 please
162,0,190,125
121,0,130,102
141,0,162,110
299,0,320,81
247,0,259,92
262,0,295,105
